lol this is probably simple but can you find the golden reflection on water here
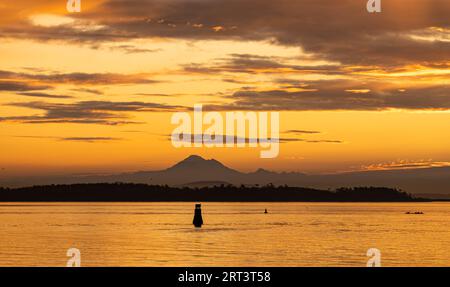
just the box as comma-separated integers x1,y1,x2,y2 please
0,202,449,266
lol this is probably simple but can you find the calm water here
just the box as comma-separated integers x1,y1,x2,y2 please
0,202,449,266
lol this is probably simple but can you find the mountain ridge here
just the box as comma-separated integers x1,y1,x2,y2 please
1,155,449,196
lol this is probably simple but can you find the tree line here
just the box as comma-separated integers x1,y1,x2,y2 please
0,183,426,202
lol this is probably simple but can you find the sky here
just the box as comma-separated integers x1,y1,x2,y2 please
0,0,449,178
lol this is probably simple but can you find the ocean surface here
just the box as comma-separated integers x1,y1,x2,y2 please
0,202,449,267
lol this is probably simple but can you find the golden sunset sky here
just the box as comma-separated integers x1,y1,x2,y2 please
0,0,449,178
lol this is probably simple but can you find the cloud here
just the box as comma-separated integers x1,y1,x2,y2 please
0,1,448,114
1,100,184,125
205,81,450,111
17,92,73,99
0,81,51,91
107,45,162,54
71,88,103,95
303,140,343,144
360,160,450,171
1,0,448,68
0,70,157,86
184,54,342,75
13,135,122,143
169,133,342,144
135,93,175,97
284,130,321,135
60,137,122,142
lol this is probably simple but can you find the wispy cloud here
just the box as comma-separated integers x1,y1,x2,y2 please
17,92,73,99
60,137,122,143
0,81,51,91
169,134,342,144
360,160,450,171
71,88,103,95
0,70,157,86
284,130,321,135
1,100,185,125
13,135,122,143
205,81,450,111
106,45,162,54
184,54,341,75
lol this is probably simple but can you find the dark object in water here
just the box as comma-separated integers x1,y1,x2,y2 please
406,211,424,215
193,204,204,228
264,209,268,214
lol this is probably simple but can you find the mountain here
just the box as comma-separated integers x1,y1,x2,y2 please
165,155,239,176
1,155,449,196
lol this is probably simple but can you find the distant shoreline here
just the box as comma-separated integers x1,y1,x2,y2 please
0,183,432,202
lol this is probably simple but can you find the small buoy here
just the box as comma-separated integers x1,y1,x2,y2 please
193,204,203,228
264,209,268,214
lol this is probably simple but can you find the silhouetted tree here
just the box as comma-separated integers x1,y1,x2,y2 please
0,183,425,202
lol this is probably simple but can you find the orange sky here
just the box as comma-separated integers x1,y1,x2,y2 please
0,0,449,178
